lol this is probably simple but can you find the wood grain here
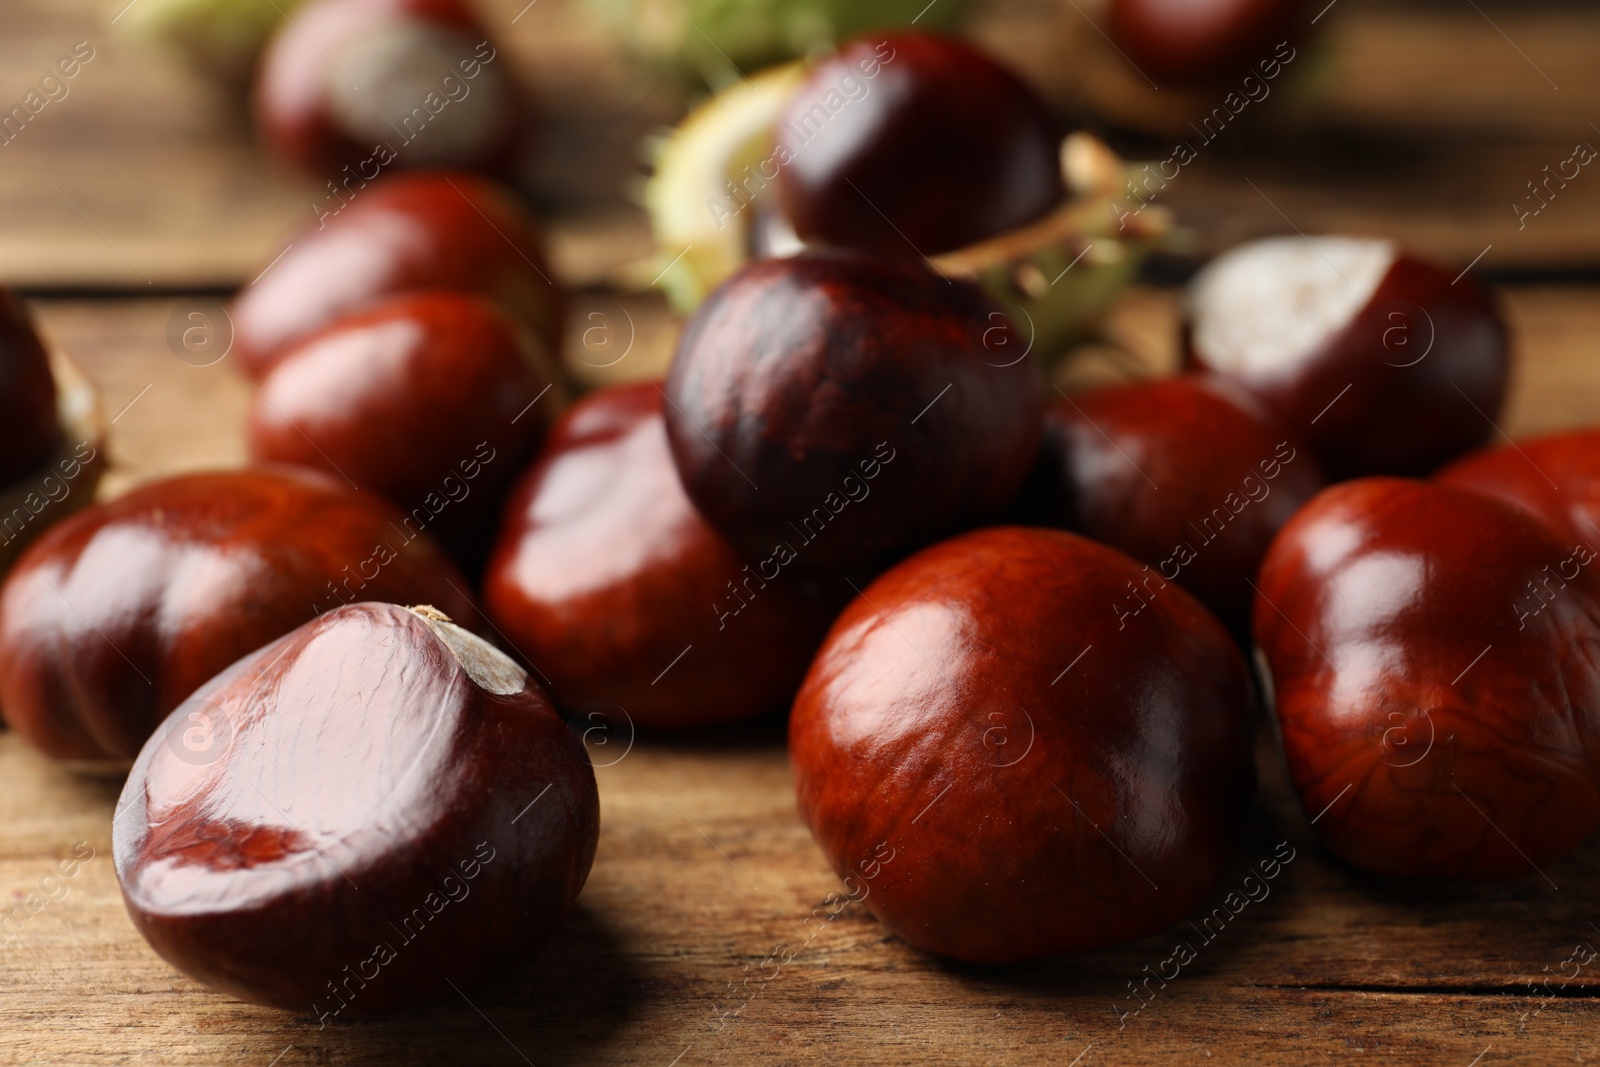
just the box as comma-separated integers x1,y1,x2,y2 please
5,289,1600,1065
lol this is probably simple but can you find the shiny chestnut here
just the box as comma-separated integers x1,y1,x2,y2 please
231,171,562,378
1107,0,1309,85
247,290,558,567
790,526,1255,963
1436,427,1600,547
0,286,60,489
115,602,598,1015
663,251,1042,569
774,32,1062,258
1254,478,1600,879
485,383,835,730
255,0,522,176
1018,376,1322,634
1184,235,1510,478
0,468,476,768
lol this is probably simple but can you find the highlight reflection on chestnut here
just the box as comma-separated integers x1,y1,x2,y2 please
1255,478,1600,879
664,251,1042,569
0,468,476,768
790,527,1255,963
114,603,598,1015
485,383,835,730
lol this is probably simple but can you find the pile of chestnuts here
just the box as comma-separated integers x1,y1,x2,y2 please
1,17,1582,1020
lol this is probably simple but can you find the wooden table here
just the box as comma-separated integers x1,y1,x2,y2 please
4,1,1600,1064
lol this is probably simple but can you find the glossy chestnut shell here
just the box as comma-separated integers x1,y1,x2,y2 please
255,0,521,176
486,382,836,730
773,31,1063,258
247,290,557,568
1107,0,1309,85
114,602,598,1014
0,287,60,489
1254,478,1600,879
1183,236,1510,478
1435,427,1600,547
0,468,477,767
663,251,1043,569
790,526,1255,963
1017,376,1323,635
231,171,562,379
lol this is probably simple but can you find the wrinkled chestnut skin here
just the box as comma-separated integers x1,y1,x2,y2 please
791,527,1255,963
1017,376,1323,635
0,287,60,489
247,291,556,570
114,602,598,1014
1436,428,1600,547
1184,238,1510,479
486,383,836,730
0,468,477,767
664,251,1042,569
256,0,521,176
774,32,1062,258
1107,0,1309,85
1255,478,1600,880
231,171,562,379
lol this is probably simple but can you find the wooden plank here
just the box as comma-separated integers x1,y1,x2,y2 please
6,288,1600,1063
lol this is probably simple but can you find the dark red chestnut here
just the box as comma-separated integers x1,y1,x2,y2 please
1184,235,1510,478
1107,0,1309,85
0,468,477,768
0,286,60,489
231,171,563,379
114,602,598,1015
773,32,1062,258
1436,427,1600,548
1254,478,1600,880
247,290,558,568
790,526,1255,963
663,251,1042,569
1018,376,1323,634
485,382,835,731
255,0,521,177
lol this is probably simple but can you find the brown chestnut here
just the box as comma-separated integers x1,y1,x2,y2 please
231,170,562,379
485,382,835,731
773,32,1063,258
0,468,477,768
247,290,558,568
1183,236,1510,478
1016,376,1323,634
1107,0,1309,86
1435,427,1600,548
663,251,1042,569
255,0,522,177
114,602,598,1015
0,286,60,489
1255,478,1600,880
790,526,1255,963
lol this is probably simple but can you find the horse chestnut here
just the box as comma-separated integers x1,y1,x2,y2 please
256,0,521,176
485,382,835,731
0,468,476,768
114,602,598,1015
247,290,558,568
773,32,1062,258
1254,478,1600,880
1184,236,1510,478
1107,0,1309,85
0,286,60,489
231,171,562,379
1019,376,1323,634
791,527,1255,963
1436,428,1600,548
663,251,1042,569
